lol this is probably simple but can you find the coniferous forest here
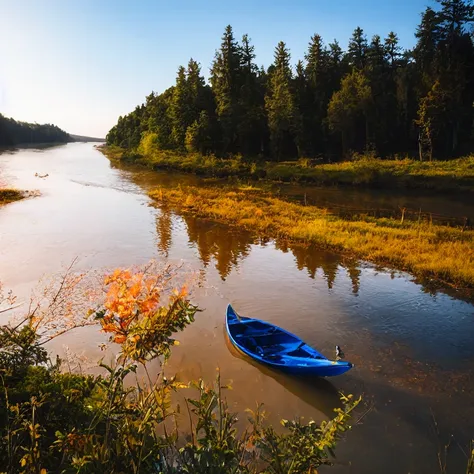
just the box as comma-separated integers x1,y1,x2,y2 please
0,114,71,147
107,0,474,162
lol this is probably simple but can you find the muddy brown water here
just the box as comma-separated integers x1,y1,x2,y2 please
1,143,473,473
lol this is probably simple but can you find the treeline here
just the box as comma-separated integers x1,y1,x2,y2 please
0,114,71,146
107,0,474,162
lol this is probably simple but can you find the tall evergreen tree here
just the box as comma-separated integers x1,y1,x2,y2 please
326,41,345,107
169,66,191,149
210,25,243,153
238,34,267,155
304,34,330,155
423,0,474,155
348,27,368,69
265,41,299,160
293,60,311,155
186,59,206,112
436,0,474,39
414,7,442,83
328,40,344,80
385,32,402,67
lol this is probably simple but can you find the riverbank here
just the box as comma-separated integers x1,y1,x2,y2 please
268,156,474,192
101,145,253,178
0,188,40,205
100,145,474,193
0,188,25,205
149,185,474,289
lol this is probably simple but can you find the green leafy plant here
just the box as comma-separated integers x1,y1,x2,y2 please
0,266,360,473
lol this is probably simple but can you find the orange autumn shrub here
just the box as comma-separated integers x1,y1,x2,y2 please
91,267,197,363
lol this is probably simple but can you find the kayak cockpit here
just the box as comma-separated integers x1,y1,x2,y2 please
226,304,353,377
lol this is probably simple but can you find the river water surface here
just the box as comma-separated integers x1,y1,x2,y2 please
1,143,473,473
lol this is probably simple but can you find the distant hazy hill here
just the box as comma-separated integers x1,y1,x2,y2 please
70,134,105,142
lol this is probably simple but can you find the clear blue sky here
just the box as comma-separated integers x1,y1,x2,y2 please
0,0,432,138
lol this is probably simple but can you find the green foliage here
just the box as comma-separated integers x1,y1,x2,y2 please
300,34,331,156
101,144,474,193
327,70,372,156
0,114,71,146
106,1,474,163
265,42,299,160
162,377,359,474
413,1,474,158
145,89,175,150
185,112,214,154
170,66,190,149
264,154,474,191
249,393,357,473
417,80,450,161
106,105,147,150
238,34,268,156
210,25,243,154
348,27,368,70
138,132,160,156
0,325,47,376
0,269,360,473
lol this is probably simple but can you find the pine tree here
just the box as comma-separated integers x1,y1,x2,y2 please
304,34,330,155
415,7,442,88
327,40,345,104
170,66,191,149
210,25,243,154
305,34,326,88
348,27,368,70
241,34,257,74
385,32,402,67
436,0,474,39
186,58,206,113
367,35,386,74
394,51,419,153
431,0,474,154
365,35,388,151
293,60,311,155
145,88,174,150
328,41,343,65
238,34,267,155
265,41,299,160
185,111,214,154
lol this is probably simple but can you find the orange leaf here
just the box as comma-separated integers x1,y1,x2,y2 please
113,334,127,344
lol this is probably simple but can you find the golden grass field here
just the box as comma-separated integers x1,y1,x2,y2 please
149,185,474,289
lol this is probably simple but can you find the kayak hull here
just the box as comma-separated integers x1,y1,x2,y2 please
225,304,352,377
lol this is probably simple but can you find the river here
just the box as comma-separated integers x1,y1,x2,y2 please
1,142,473,473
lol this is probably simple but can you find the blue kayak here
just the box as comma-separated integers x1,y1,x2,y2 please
226,304,353,377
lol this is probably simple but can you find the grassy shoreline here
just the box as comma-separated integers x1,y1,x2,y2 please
100,145,474,193
0,188,25,205
149,185,474,289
